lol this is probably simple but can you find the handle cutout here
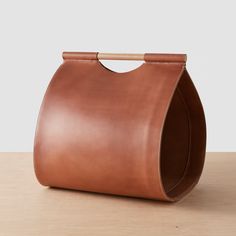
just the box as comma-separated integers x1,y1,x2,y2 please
98,60,144,74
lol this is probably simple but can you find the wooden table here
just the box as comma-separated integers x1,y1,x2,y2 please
0,153,235,236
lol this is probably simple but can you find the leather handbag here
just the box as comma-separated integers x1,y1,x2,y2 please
34,52,206,202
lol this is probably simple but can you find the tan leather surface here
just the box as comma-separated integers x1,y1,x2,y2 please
34,52,206,202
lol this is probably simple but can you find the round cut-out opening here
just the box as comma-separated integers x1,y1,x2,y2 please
99,60,144,74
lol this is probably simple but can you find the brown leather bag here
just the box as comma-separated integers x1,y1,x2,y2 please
34,52,206,202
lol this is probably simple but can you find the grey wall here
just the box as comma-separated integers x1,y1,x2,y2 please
0,0,235,151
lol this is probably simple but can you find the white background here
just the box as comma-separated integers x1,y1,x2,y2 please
0,1,235,151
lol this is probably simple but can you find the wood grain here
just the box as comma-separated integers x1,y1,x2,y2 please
97,53,145,60
0,153,235,236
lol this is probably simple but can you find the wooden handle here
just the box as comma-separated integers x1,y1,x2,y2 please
97,53,144,61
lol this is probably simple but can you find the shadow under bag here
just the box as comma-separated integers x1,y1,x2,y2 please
34,52,206,202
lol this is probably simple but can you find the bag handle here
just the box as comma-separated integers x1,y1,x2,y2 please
63,52,187,63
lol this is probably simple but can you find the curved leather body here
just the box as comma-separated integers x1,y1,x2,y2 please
34,52,206,202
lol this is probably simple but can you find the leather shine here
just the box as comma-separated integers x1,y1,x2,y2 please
34,52,206,202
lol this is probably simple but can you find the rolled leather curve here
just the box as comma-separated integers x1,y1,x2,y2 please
34,52,206,202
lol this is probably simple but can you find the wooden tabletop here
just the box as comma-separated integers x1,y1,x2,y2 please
0,153,235,236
